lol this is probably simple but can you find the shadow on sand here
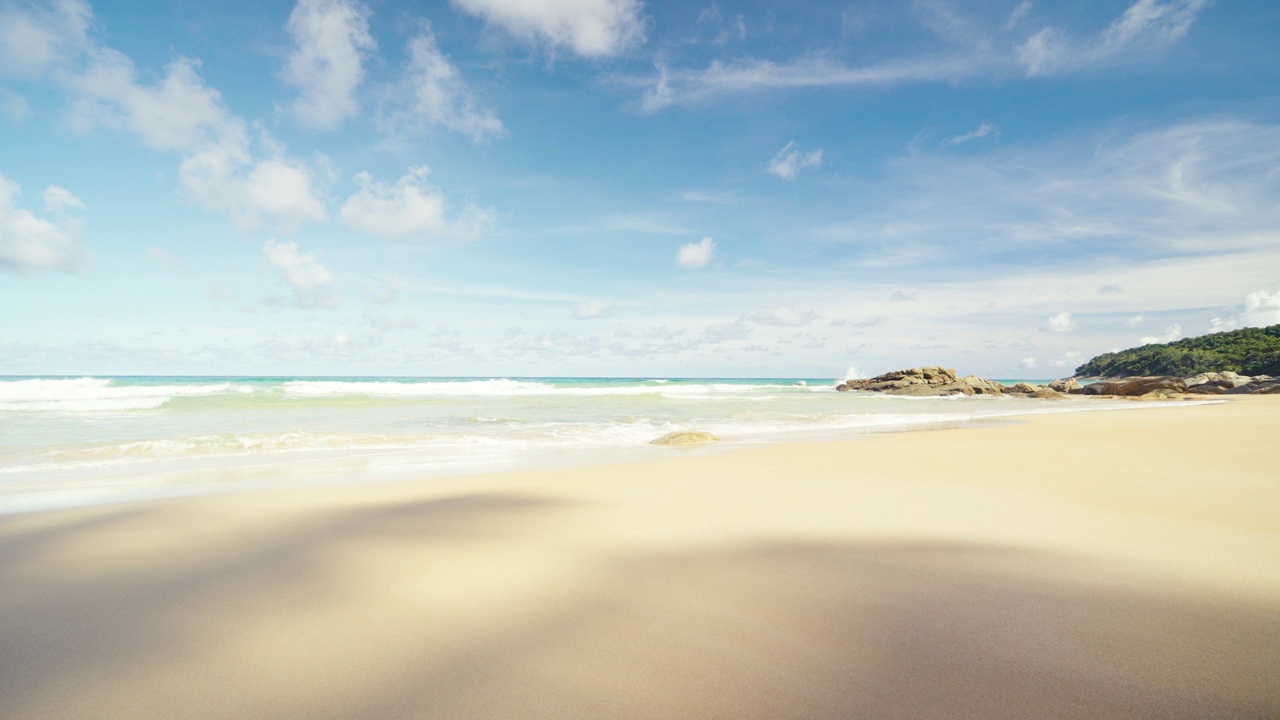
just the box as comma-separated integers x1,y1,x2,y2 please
1,492,1277,719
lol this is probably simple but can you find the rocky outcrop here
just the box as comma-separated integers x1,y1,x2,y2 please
1003,382,1066,400
837,367,1006,396
1081,376,1188,397
836,367,1075,399
650,431,720,446
1049,378,1081,394
1223,379,1280,395
1185,371,1253,389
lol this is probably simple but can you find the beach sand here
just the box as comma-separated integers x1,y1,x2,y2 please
1,397,1277,719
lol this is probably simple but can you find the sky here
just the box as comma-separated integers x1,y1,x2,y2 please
1,0,1278,378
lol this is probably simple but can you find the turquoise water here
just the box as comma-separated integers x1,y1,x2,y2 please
0,375,1099,514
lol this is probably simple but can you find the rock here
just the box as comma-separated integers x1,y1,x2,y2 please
1224,380,1280,395
650,431,720,446
1004,382,1066,400
1184,371,1252,388
1186,383,1227,394
1081,376,1188,397
837,367,1004,397
1049,378,1080,393
960,375,1006,395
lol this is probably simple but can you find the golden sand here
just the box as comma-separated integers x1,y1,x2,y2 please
1,397,1277,719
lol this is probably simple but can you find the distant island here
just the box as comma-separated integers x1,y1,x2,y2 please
1074,324,1280,378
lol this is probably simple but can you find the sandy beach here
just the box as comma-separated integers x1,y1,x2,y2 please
1,396,1277,719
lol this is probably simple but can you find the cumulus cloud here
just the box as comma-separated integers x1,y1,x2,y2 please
2,6,331,230
1126,314,1145,326
1021,356,1038,369
452,0,644,58
1240,290,1280,327
0,0,92,79
1139,324,1183,345
676,236,715,269
340,166,491,240
381,25,504,142
41,185,86,212
1210,289,1280,331
1043,312,1078,332
263,239,339,309
181,149,328,230
67,52,240,153
281,0,375,130
1050,350,1083,369
0,174,87,274
572,298,614,319
767,141,823,181
942,123,998,147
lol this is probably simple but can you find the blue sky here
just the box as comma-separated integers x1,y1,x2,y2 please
1,0,1278,377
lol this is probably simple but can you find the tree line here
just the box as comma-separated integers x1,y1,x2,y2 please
1074,324,1280,377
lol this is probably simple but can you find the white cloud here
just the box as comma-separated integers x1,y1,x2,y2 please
1139,323,1183,345
677,236,716,269
1212,289,1280,331
60,42,328,229
67,52,241,153
634,1,1207,111
0,174,87,274
263,239,339,309
1044,312,1078,332
889,290,919,302
282,0,376,130
1240,290,1280,328
0,0,92,79
942,123,998,147
340,166,490,240
182,149,328,229
572,298,614,319
1019,0,1210,76
639,55,972,112
749,307,818,327
1050,350,1082,369
768,141,823,181
452,0,644,58
363,275,402,305
40,185,85,212
1126,314,1145,326
702,318,751,343
1021,356,1038,369
381,26,504,142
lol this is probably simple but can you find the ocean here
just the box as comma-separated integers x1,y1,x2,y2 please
1,375,1101,514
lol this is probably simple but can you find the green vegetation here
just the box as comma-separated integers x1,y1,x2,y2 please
1074,325,1280,377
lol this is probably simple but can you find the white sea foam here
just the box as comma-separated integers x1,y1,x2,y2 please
0,377,233,412
282,379,553,398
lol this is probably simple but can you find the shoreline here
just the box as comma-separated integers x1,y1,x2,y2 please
1,396,1277,718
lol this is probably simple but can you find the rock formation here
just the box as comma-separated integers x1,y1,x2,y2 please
650,431,720,446
836,367,1006,396
1081,376,1189,397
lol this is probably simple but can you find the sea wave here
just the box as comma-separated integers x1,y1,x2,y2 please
0,377,236,412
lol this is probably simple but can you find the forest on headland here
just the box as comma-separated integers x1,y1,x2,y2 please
1074,325,1280,378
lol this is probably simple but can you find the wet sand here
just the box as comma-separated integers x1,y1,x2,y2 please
1,397,1277,719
